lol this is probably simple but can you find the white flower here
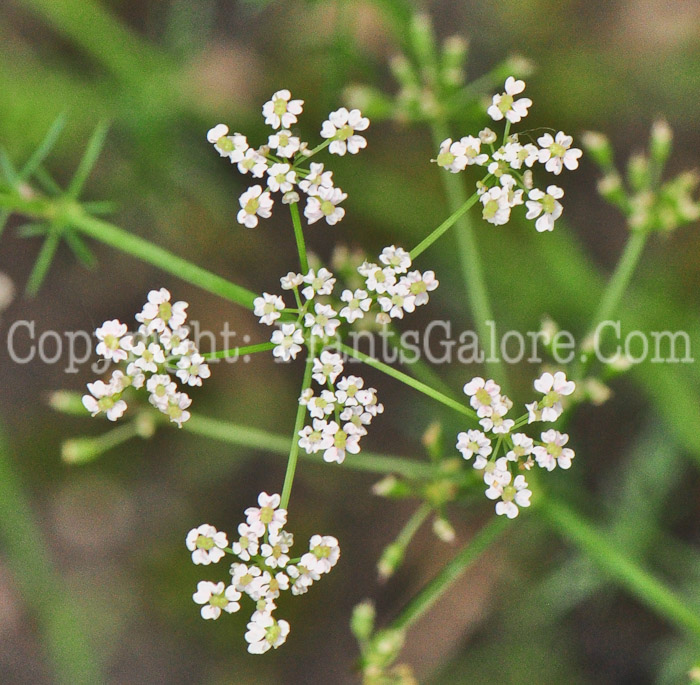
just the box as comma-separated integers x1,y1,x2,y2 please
338,288,371,323
135,288,188,332
256,571,290,601
159,326,190,355
479,407,515,435
493,475,532,519
165,391,192,427
463,377,503,418
304,186,347,226
176,353,211,387
131,341,165,373
298,162,333,194
400,270,438,306
312,350,344,384
498,140,539,169
267,129,300,158
339,405,371,435
482,457,512,487
533,371,575,421
271,323,304,361
321,421,361,464
267,163,297,193
304,303,340,338
487,76,532,124
245,613,290,654
82,380,127,421
435,137,469,173
457,429,492,461
287,562,321,595
335,375,364,406
480,185,512,226
207,124,248,162
436,136,489,172
533,430,575,471
244,492,287,537
280,272,304,291
192,581,241,620
254,292,285,326
538,131,582,175
526,185,564,232
356,387,383,416
237,148,268,178
307,535,340,574
260,530,293,569
479,127,497,144
146,373,177,410
379,245,412,273
231,523,260,561
506,433,534,462
230,562,264,594
303,389,337,419
378,282,416,320
301,268,335,300
362,263,397,294
321,107,369,155
237,185,273,228
186,524,228,565
95,319,129,362
262,89,304,129
298,418,334,453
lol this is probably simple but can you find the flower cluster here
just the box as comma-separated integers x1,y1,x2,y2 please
187,492,340,654
434,76,582,231
457,371,576,518
81,289,209,426
251,245,438,462
207,89,370,229
298,352,384,464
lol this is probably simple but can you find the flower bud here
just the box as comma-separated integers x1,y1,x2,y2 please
350,600,376,642
581,131,614,170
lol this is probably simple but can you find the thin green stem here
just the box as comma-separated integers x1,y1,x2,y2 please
539,496,700,644
200,342,275,361
338,342,476,420
430,121,509,389
391,516,510,631
289,202,308,273
183,414,436,480
395,503,431,550
409,186,482,260
579,229,649,370
280,351,316,509
0,192,259,310
0,425,103,684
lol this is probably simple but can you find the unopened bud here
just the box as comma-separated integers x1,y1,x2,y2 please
581,131,614,170
49,390,88,416
432,516,456,542
350,600,375,642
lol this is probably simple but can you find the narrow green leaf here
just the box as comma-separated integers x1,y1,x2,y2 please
67,120,110,198
25,230,61,297
19,111,68,181
64,230,97,268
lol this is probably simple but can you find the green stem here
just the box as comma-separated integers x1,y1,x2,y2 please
395,503,431,550
580,229,649,364
0,425,103,684
338,342,476,420
289,202,309,273
200,342,275,360
0,192,258,310
392,516,510,631
280,351,316,509
539,496,700,643
430,121,509,390
409,186,482,260
184,414,436,480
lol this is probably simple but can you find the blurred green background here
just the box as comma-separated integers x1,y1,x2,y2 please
1,0,700,683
